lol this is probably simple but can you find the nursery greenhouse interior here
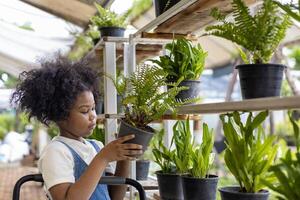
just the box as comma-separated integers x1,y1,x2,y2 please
1,0,300,200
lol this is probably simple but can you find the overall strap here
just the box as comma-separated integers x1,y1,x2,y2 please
57,140,86,164
87,140,101,153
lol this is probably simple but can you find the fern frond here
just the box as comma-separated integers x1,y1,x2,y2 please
206,0,291,64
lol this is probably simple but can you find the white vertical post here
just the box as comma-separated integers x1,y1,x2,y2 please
103,42,118,144
163,120,176,148
127,37,136,75
127,37,137,199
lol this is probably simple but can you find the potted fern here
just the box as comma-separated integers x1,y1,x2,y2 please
112,64,187,151
154,0,181,16
90,3,127,37
179,121,219,200
262,111,300,200
219,111,278,200
205,0,291,99
151,38,207,102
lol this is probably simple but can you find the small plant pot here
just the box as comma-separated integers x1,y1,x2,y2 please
219,186,269,200
136,160,150,180
154,0,181,17
118,120,154,151
236,64,285,99
168,80,201,103
99,27,125,37
156,171,184,200
182,175,219,200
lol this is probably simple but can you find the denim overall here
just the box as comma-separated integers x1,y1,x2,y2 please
59,140,111,200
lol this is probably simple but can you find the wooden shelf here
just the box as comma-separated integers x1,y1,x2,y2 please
85,37,171,69
133,0,256,37
97,114,201,122
96,96,300,120
177,96,300,114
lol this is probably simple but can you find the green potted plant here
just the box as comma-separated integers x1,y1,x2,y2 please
179,121,219,200
205,0,291,99
154,0,181,16
272,0,300,22
86,25,101,45
90,3,128,37
112,64,187,151
219,111,278,200
152,128,184,200
151,37,207,102
136,130,158,180
262,111,300,200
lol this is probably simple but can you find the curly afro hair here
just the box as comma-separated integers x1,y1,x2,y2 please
11,55,100,125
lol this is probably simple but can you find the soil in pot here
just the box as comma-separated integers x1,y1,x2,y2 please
118,120,154,151
136,160,150,180
156,171,184,200
236,64,285,99
219,186,269,200
182,175,219,200
99,27,125,37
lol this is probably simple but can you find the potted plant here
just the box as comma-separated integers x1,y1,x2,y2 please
151,38,207,102
86,25,101,45
152,128,184,200
219,111,278,200
262,111,300,200
179,121,219,200
136,152,151,180
154,0,181,16
272,0,300,22
205,0,291,99
136,130,158,180
90,3,128,37
111,64,188,151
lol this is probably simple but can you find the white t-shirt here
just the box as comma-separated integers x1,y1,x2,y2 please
38,136,114,192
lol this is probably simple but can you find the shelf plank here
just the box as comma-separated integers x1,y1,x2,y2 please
178,96,300,114
84,37,165,69
133,0,256,37
97,114,201,121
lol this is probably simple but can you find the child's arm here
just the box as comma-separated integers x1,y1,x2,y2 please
49,135,142,200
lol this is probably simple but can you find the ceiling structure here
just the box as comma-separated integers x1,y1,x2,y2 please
0,0,114,77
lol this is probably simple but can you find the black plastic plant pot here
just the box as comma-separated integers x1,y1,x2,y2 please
236,64,286,99
219,187,269,200
168,80,201,103
99,27,125,37
182,175,219,200
118,120,154,151
136,160,150,180
156,171,184,200
154,0,181,17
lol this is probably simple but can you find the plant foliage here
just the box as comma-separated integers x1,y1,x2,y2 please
172,119,194,174
151,38,207,82
262,111,300,200
220,111,278,193
190,123,215,178
111,64,189,130
273,0,300,22
205,0,291,64
90,3,128,28
152,129,175,173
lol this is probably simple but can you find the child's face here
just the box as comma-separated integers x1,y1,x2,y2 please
58,90,97,140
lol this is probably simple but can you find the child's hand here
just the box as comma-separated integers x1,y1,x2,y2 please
98,135,143,163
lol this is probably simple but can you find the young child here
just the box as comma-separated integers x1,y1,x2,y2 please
11,56,143,200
